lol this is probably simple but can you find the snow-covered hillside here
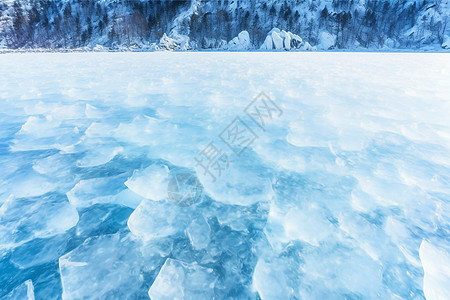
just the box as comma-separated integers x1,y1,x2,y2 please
0,52,449,298
0,0,449,51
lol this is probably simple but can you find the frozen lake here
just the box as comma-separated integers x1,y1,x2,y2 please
0,52,449,299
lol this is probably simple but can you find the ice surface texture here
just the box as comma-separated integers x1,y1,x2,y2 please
0,52,449,299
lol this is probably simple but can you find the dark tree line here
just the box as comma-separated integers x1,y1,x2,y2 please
0,0,447,49
1,0,190,48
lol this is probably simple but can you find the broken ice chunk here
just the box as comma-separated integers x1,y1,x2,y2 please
76,143,123,167
128,199,192,241
4,279,35,300
148,259,216,300
0,193,78,250
300,245,383,298
84,104,107,119
385,216,421,267
212,201,269,233
59,233,154,299
167,171,203,206
17,115,62,138
11,115,83,152
10,234,70,269
0,169,58,199
284,206,334,246
253,255,300,300
66,175,127,208
420,240,450,300
196,151,274,206
186,216,211,250
125,164,170,201
32,152,76,176
114,188,146,209
74,203,133,237
263,201,334,249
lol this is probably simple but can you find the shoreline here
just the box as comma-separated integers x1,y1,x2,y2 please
1,48,449,54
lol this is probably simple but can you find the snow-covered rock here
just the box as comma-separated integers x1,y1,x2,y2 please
228,31,251,50
260,36,273,50
317,32,336,50
259,28,311,51
442,36,450,49
170,31,193,51
200,37,227,49
384,38,395,49
93,44,108,52
279,30,291,50
157,33,178,51
157,33,192,51
289,32,303,48
300,41,315,51
271,31,284,50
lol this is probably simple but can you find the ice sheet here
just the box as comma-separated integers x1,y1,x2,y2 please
0,52,449,299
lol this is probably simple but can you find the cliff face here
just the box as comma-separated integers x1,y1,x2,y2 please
1,0,449,51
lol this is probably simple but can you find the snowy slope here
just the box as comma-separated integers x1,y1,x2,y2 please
0,52,449,298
